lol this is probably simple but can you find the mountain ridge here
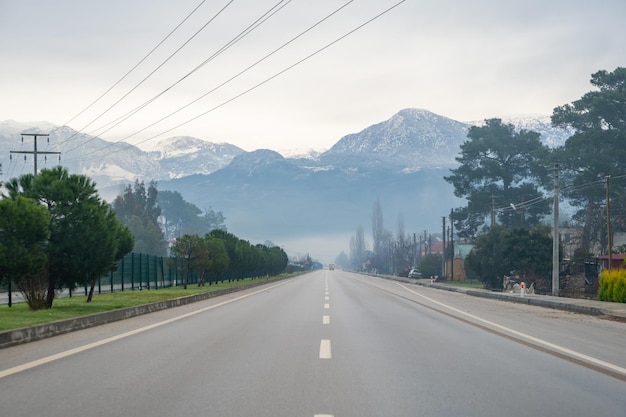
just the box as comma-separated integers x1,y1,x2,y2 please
0,109,574,262
0,109,572,190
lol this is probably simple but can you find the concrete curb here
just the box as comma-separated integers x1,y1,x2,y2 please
462,289,606,316
0,278,284,349
414,280,624,318
370,274,626,320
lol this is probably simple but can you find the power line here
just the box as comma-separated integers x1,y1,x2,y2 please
64,0,354,161
495,173,626,214
58,0,210,131
62,0,295,159
64,0,407,163
496,194,549,213
57,0,236,149
135,0,408,144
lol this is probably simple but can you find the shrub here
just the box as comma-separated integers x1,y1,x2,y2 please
598,269,626,302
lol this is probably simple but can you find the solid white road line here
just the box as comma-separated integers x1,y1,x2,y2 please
0,281,290,380
397,282,626,377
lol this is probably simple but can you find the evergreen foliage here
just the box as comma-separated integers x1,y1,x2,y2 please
551,67,626,254
113,180,166,256
465,226,553,290
444,119,551,239
171,231,288,288
158,190,226,239
0,196,51,309
1,167,133,309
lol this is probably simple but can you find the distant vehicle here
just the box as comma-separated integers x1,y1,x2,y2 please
408,268,422,278
329,264,335,270
397,268,410,277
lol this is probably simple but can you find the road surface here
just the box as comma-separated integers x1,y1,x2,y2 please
1,270,625,416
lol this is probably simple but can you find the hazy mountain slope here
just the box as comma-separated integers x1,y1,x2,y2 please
0,110,574,262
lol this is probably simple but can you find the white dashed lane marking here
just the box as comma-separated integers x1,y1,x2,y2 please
319,339,332,359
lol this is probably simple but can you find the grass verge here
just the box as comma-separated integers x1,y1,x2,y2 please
0,275,291,332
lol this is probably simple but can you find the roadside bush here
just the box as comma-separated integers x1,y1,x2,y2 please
598,269,626,303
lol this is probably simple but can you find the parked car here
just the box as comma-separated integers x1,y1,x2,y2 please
408,268,422,278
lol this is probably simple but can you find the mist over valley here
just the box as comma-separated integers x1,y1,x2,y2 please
0,109,572,263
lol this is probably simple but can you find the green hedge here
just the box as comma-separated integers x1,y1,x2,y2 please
598,269,626,303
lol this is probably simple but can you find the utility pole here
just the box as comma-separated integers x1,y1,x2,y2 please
449,208,454,282
606,175,612,270
491,195,496,227
418,235,423,266
413,233,418,268
552,164,560,296
442,216,446,280
10,133,61,175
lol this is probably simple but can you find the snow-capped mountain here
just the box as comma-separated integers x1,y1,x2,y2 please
0,126,242,199
320,108,469,171
0,120,57,136
154,136,244,179
1,110,575,260
0,124,161,190
278,147,325,160
1,109,575,212
468,114,576,148
1,110,573,190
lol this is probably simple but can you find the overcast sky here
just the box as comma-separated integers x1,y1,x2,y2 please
1,0,624,153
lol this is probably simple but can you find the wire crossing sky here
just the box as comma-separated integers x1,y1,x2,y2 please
1,0,625,153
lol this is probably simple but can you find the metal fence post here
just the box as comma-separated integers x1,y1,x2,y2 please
139,253,144,290
154,256,158,289
121,255,125,292
160,257,165,288
131,253,135,290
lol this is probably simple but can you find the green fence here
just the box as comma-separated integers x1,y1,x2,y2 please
0,253,199,306
93,252,169,294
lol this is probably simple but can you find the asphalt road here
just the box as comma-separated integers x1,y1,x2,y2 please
1,270,625,417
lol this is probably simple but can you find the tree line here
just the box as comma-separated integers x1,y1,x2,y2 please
347,67,626,290
170,230,288,289
0,172,287,310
